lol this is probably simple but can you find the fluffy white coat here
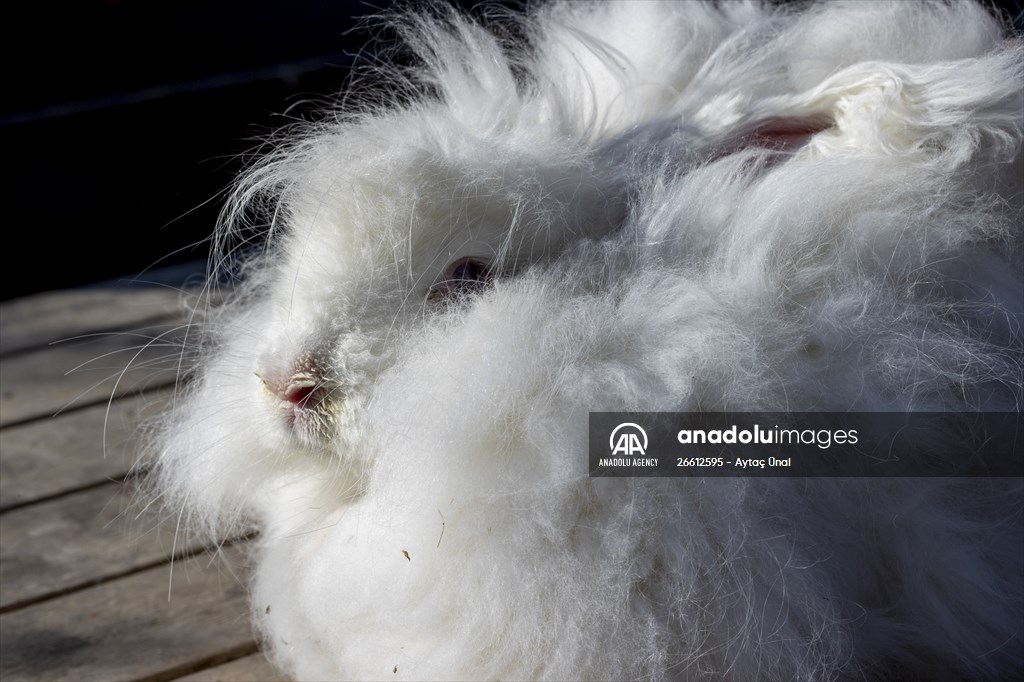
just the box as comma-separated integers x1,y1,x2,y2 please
150,1,1023,679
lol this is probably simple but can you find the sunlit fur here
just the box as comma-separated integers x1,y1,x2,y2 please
146,1,1023,680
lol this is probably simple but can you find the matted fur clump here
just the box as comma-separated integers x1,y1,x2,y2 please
149,1,1023,679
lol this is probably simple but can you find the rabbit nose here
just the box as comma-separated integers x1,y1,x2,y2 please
257,364,342,446
279,374,319,407
258,371,332,408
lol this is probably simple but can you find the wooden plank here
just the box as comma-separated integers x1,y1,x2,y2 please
0,389,171,511
0,545,255,682
0,287,213,357
0,322,193,428
176,654,286,682
0,481,211,612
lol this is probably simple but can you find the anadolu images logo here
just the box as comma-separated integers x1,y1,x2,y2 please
609,423,648,456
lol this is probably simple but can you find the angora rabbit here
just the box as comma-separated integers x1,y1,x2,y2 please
150,1,1023,679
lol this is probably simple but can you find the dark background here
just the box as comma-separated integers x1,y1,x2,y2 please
1,0,518,300
2,0,1021,301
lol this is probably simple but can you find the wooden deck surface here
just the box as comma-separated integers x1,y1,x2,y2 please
0,287,286,682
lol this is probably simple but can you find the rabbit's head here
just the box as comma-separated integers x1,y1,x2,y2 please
155,77,645,528
238,115,627,446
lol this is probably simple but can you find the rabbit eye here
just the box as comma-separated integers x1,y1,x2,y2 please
428,257,491,302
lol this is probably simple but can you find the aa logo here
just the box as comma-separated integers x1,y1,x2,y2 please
609,423,648,456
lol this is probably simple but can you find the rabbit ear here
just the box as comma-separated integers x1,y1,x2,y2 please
598,112,834,176
713,114,835,158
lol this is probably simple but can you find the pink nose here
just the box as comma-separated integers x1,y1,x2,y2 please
256,357,340,444
281,377,318,407
258,372,326,410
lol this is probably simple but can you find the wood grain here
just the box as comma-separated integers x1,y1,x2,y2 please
0,287,213,357
176,654,287,682
1,287,270,681
0,545,255,682
0,323,193,428
0,481,214,612
0,389,171,511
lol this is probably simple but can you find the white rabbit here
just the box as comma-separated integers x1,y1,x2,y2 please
149,1,1023,679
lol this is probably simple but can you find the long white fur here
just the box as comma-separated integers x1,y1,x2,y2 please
149,1,1023,680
